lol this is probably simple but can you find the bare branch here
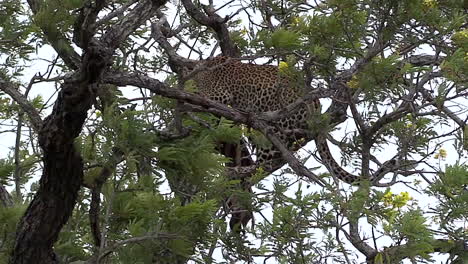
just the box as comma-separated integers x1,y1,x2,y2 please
257,121,327,187
151,17,197,73
96,0,139,27
26,0,81,69
0,78,42,132
181,0,239,56
95,232,180,262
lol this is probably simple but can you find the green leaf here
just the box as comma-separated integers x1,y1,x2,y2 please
269,29,301,50
0,159,14,184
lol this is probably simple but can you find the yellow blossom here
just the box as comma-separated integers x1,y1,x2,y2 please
423,0,437,8
382,191,393,206
292,16,301,25
452,30,468,49
461,30,468,38
279,61,288,69
434,148,447,159
347,75,359,89
278,61,289,74
240,28,248,36
393,192,411,208
382,190,411,208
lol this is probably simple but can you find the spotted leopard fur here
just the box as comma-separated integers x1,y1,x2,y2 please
193,56,359,184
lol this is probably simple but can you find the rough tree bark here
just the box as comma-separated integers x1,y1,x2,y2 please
9,49,110,264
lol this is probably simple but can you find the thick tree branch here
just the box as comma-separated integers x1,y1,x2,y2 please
73,0,107,49
339,38,389,81
404,54,444,66
348,220,377,258
102,0,168,49
106,72,253,121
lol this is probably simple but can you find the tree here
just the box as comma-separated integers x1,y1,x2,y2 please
0,0,467,263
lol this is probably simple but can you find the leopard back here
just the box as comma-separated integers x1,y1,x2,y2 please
194,57,301,112
193,56,359,184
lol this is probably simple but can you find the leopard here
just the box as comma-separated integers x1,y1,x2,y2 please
193,56,359,184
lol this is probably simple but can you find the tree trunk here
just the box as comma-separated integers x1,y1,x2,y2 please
9,79,92,264
10,146,84,263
